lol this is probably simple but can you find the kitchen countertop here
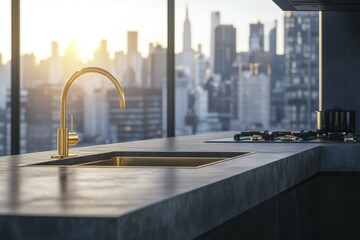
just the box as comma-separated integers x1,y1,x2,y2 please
0,131,359,239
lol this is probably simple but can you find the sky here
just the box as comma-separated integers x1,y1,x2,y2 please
0,0,284,63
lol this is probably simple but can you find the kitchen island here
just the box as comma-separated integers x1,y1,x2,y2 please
0,132,359,239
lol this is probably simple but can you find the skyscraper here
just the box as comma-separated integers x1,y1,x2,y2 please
269,20,277,57
108,88,162,142
49,41,63,84
269,20,286,128
150,44,167,89
127,31,138,54
238,68,270,130
210,12,220,72
126,31,142,87
214,25,236,81
183,6,192,52
193,44,207,88
249,21,264,52
284,11,319,129
176,6,194,79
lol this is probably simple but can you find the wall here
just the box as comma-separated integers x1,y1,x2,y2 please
322,12,360,130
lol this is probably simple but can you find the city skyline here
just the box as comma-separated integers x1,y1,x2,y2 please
0,10,319,155
0,0,284,63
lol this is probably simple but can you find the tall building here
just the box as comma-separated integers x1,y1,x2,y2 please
284,11,319,130
214,25,236,81
237,65,271,130
127,31,138,54
25,83,84,152
108,88,162,142
93,40,111,70
193,44,207,88
126,31,143,87
183,6,192,52
210,12,220,72
269,20,277,57
150,44,167,89
249,21,264,52
21,53,38,89
113,50,127,85
174,70,190,133
176,6,194,79
269,20,286,128
48,41,63,84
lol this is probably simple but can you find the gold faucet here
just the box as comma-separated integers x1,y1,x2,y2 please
52,67,125,159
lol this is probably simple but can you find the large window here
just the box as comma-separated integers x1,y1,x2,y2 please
16,0,167,153
175,0,319,134
0,0,11,155
2,0,320,155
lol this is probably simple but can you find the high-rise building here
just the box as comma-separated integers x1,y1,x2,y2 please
48,41,63,84
249,21,264,52
237,65,271,130
93,40,111,69
210,12,220,73
150,44,167,89
284,11,319,129
126,31,143,87
214,25,236,81
269,20,277,57
174,70,189,133
21,53,38,89
269,21,286,128
176,6,194,79
183,6,192,52
193,44,207,88
108,88,162,142
127,31,138,54
25,83,84,152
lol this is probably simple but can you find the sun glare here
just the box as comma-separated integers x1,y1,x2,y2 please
20,0,167,62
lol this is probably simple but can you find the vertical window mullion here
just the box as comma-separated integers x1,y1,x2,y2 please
167,0,175,137
11,0,20,155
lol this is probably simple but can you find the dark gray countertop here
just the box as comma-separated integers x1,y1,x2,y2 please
0,131,359,239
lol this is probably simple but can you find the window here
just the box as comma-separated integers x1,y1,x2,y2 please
3,0,320,155
175,1,319,134
18,0,167,153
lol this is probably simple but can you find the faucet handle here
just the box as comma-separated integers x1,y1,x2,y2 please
68,114,79,146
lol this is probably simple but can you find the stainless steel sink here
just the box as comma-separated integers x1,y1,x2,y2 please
23,151,253,168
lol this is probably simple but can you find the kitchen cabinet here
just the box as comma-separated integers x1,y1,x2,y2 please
197,177,319,240
319,174,360,240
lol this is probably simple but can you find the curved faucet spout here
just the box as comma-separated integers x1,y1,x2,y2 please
60,67,125,129
53,67,125,158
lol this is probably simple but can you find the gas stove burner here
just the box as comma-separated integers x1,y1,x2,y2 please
271,131,292,137
233,129,359,143
292,130,318,141
250,135,264,141
328,132,346,141
280,135,299,142
234,131,273,141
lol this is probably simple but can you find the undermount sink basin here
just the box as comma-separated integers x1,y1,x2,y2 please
23,151,253,168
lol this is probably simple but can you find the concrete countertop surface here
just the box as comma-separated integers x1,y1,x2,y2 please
0,131,359,239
